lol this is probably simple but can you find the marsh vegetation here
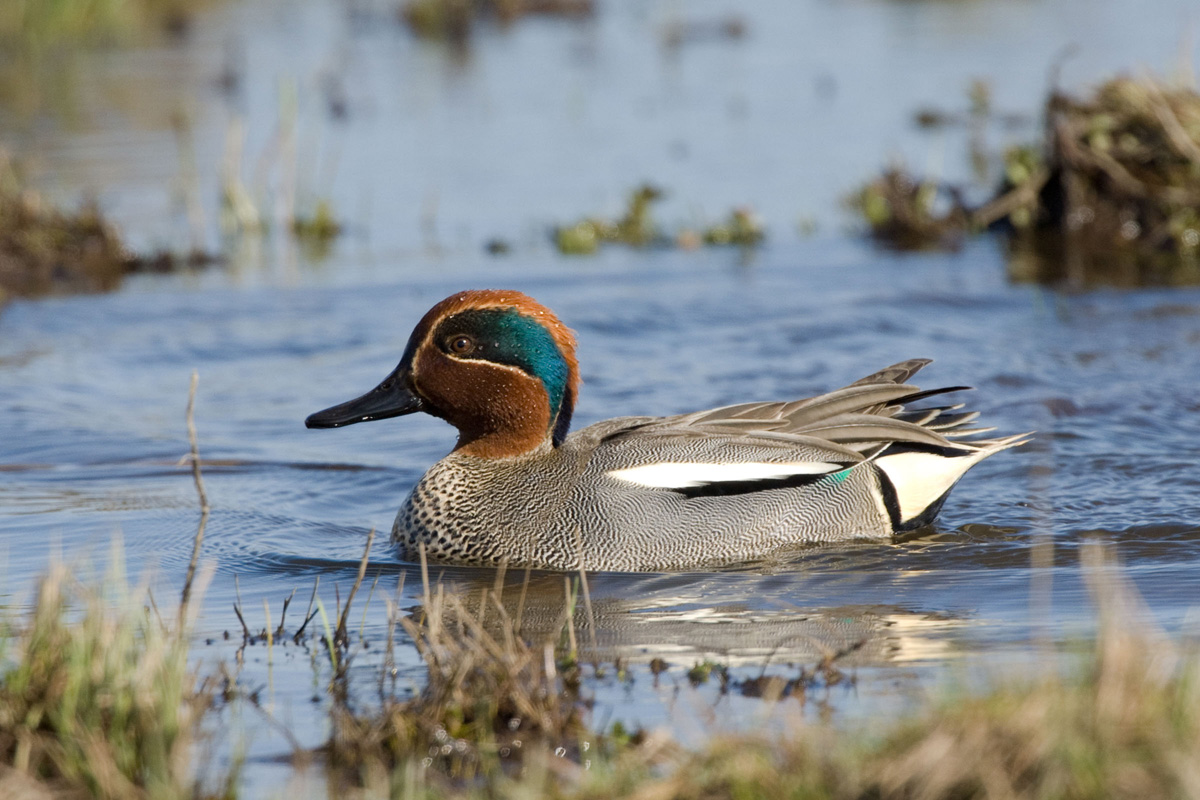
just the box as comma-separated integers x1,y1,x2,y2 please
849,74,1200,286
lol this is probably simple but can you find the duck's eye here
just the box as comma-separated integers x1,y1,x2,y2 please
448,335,475,355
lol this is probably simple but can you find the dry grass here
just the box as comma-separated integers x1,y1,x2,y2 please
0,153,130,302
318,548,1200,800
0,559,235,800
325,570,597,793
574,551,1200,800
0,0,206,48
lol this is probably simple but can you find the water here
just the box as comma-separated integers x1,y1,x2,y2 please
2,0,1200,794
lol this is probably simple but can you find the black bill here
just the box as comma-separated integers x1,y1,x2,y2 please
305,365,423,428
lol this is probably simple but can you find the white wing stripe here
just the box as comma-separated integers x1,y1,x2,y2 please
606,461,842,489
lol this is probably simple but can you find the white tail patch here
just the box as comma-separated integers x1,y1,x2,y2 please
875,449,991,523
607,461,841,489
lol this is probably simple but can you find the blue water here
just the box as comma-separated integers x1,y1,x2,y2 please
2,0,1200,793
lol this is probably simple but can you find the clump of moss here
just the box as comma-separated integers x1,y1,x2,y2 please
401,0,594,44
0,561,234,799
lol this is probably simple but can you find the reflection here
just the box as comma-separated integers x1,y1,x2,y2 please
417,568,969,669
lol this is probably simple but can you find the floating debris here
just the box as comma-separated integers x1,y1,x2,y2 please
484,237,512,255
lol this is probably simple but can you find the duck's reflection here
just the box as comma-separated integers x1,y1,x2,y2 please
412,566,968,669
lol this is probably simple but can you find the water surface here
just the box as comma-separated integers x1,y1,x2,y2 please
2,0,1200,794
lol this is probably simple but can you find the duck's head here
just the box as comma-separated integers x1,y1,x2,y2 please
305,290,580,458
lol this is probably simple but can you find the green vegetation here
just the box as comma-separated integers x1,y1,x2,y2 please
312,557,1198,799
326,578,597,792
0,560,236,799
555,184,766,255
2,545,1197,799
699,207,765,247
555,184,665,254
401,0,594,44
0,0,207,48
850,74,1200,285
846,168,968,251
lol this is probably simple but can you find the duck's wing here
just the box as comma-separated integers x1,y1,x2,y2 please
568,360,1030,492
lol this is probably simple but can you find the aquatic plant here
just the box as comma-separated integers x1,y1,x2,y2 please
401,0,594,44
0,559,236,799
1003,75,1200,285
0,153,130,300
554,184,665,255
699,207,765,247
851,73,1200,285
0,0,207,48
291,200,344,259
324,566,597,791
555,184,766,255
0,151,222,305
846,167,969,250
314,547,1200,799
218,103,345,257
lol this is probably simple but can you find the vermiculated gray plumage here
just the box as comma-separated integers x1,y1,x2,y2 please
393,359,1028,571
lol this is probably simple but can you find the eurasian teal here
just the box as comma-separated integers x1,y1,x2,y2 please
306,290,1028,571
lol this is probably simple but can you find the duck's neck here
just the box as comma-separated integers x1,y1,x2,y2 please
446,371,563,459
455,426,554,459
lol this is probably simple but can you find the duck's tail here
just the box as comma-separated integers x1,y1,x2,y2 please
873,432,1031,531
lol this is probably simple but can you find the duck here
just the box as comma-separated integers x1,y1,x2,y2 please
306,289,1028,572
